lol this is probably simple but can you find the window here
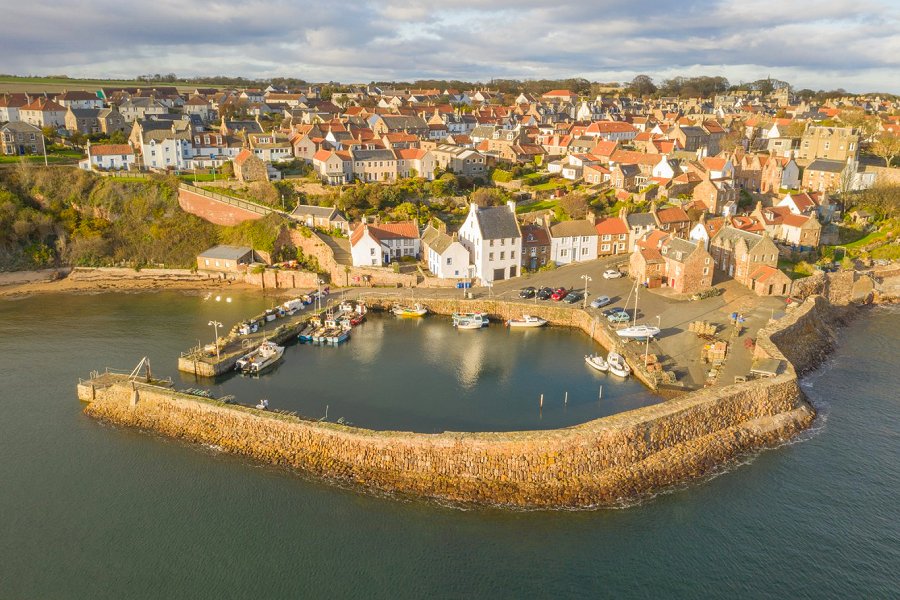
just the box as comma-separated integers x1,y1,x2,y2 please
500,252,505,260
446,257,452,265
511,251,515,259
204,259,210,266
489,252,494,260
489,239,494,247
561,249,568,257
601,244,610,251
370,248,375,256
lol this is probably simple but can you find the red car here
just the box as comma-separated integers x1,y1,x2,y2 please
550,287,568,301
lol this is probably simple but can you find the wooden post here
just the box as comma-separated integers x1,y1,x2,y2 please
540,394,543,408
564,391,568,405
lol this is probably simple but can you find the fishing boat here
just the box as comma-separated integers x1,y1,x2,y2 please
264,309,277,322
607,352,631,378
506,315,547,328
584,354,609,372
235,341,284,374
349,313,366,326
616,325,661,340
454,314,487,330
393,303,427,317
452,311,485,324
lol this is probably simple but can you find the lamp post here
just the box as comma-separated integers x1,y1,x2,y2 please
208,320,222,360
581,274,592,309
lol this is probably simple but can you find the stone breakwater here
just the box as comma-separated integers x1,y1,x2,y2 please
78,297,839,509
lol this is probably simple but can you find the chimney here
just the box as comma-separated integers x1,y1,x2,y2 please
506,200,517,214
542,213,552,229
650,200,658,214
451,231,458,241
755,200,763,213
586,210,596,225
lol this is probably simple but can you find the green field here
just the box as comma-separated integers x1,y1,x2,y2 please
516,199,558,214
0,75,198,94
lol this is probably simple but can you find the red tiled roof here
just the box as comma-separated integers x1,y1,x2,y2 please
586,121,636,134
656,207,690,223
234,148,253,164
595,217,628,235
89,144,133,156
749,265,783,283
781,214,812,227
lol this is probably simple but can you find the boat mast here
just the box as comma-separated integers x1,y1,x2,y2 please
633,279,639,327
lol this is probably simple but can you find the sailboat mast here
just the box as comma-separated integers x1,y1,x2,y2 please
633,280,639,327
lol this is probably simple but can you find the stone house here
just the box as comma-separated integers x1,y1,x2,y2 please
0,121,45,156
290,204,349,234
595,216,629,257
709,226,780,290
520,222,552,271
760,155,800,193
65,107,102,134
692,176,738,214
233,148,270,182
197,245,259,274
312,149,352,184
652,204,692,238
748,265,793,297
797,125,858,164
658,236,713,293
801,159,849,193
629,247,666,288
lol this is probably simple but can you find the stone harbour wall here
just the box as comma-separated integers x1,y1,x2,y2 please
79,296,838,508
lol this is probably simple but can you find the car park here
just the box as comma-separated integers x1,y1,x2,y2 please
590,295,611,308
603,269,623,279
550,287,568,301
519,286,536,299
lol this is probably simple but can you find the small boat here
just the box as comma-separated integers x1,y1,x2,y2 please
616,325,661,340
452,311,485,324
506,315,547,328
235,341,284,374
264,309,277,322
338,301,354,313
607,352,631,378
455,314,487,330
255,399,269,410
584,354,609,372
393,303,427,317
349,313,366,326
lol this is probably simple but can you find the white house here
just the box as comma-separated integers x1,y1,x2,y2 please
349,221,420,267
79,143,135,171
421,225,470,279
549,219,599,265
458,202,522,283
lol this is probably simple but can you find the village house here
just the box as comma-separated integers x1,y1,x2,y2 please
79,143,135,171
0,121,45,156
350,220,421,267
312,149,352,184
520,222,552,271
421,223,470,279
0,93,28,122
428,144,486,179
395,148,435,180
196,245,260,274
548,218,599,266
458,201,522,283
760,155,800,193
751,202,822,249
594,216,629,257
708,226,781,293
801,159,850,193
652,204,692,237
19,97,67,128
797,125,859,164
290,204,349,234
233,148,270,182
54,90,104,110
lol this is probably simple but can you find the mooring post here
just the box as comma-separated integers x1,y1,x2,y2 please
540,394,543,408
599,385,603,399
564,391,568,405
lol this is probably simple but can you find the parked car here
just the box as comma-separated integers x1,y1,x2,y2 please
519,286,536,299
536,286,553,300
563,291,584,304
607,308,631,323
603,269,623,279
550,287,568,301
590,295,611,309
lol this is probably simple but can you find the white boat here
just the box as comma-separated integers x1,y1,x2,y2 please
607,352,631,378
455,314,487,329
235,340,284,374
616,325,661,340
393,303,428,317
584,354,609,372
506,315,547,328
255,399,269,410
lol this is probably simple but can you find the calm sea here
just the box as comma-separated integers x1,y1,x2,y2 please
0,292,896,598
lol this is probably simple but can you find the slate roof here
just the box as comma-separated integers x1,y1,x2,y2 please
291,204,346,221
550,220,597,238
625,212,656,229
198,245,253,260
661,236,700,263
806,158,845,173
474,205,520,240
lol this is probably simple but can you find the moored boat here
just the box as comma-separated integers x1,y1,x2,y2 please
584,353,609,372
616,325,661,340
235,341,284,375
455,314,487,329
506,315,547,328
393,303,428,317
607,352,631,378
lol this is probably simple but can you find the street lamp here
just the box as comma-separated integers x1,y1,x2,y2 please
581,274,592,309
208,320,222,360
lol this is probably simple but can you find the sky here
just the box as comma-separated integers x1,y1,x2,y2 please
2,0,899,93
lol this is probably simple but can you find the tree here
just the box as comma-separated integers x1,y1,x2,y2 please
871,132,900,168
558,192,589,219
839,108,878,141
628,75,657,97
470,187,506,207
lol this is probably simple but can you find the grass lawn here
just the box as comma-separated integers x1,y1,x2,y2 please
516,199,558,214
0,154,79,164
844,228,888,249
178,173,230,183
530,179,567,192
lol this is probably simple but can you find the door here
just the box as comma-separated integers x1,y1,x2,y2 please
529,257,537,270
493,268,505,281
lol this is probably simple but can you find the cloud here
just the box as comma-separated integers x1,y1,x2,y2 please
1,0,898,92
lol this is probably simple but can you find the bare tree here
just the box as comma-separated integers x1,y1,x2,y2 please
871,132,900,168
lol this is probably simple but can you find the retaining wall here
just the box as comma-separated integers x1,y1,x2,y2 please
80,296,836,508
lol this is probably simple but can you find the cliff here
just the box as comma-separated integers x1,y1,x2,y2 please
79,296,841,509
